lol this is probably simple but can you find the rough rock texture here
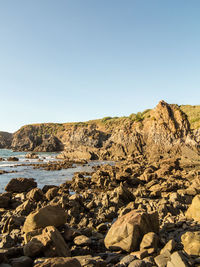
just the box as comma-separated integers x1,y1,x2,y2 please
185,194,200,222
181,231,200,256
34,257,81,267
5,178,37,193
24,226,71,257
104,210,159,252
23,205,67,233
11,124,63,152
10,101,200,161
0,131,12,148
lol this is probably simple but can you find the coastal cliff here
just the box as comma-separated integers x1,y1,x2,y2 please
9,101,200,161
0,132,12,149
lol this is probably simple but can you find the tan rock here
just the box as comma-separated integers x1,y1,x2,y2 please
22,205,67,233
73,235,91,246
140,232,159,251
181,231,200,256
104,209,159,252
185,195,200,222
24,226,70,257
155,250,171,267
160,239,176,254
34,257,81,267
167,251,189,267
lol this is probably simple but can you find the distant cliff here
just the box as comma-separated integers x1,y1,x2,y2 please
0,132,12,149
10,101,200,161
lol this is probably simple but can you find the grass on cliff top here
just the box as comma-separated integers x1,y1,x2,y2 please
19,105,200,134
180,105,200,130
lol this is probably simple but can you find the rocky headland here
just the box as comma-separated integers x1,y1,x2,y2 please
0,132,12,149
0,100,200,266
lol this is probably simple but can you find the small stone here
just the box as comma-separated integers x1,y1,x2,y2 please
130,250,148,259
73,235,91,246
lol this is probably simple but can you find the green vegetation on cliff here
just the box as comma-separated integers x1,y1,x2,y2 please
180,105,200,130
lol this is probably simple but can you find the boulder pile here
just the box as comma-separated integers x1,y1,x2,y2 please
0,153,200,266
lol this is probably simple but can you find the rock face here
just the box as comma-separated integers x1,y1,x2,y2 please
185,194,200,222
5,178,37,193
0,131,12,148
23,205,67,233
11,124,63,152
104,210,159,252
10,101,200,161
181,231,200,256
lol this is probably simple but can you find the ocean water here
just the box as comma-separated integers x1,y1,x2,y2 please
0,149,108,193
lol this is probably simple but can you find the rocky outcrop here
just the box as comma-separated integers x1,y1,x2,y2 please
11,126,63,152
10,101,200,160
0,131,12,148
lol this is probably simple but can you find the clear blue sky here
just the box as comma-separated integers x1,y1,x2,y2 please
0,0,200,132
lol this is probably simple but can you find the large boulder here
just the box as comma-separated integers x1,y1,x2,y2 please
181,231,200,256
104,209,159,252
23,205,67,233
24,226,70,257
5,178,37,193
185,194,200,222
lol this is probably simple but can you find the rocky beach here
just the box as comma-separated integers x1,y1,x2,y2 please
0,101,200,267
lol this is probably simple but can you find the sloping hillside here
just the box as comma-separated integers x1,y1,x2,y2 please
180,105,200,130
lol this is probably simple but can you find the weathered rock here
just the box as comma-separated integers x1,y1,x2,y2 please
167,251,189,267
74,255,106,266
5,178,37,193
34,257,81,267
26,188,45,202
104,210,159,252
15,200,37,216
22,205,67,233
140,232,159,251
45,187,59,201
154,250,171,267
74,235,91,246
185,194,200,222
0,132,12,149
160,239,176,254
181,231,200,256
128,259,147,267
24,226,70,257
10,256,33,267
